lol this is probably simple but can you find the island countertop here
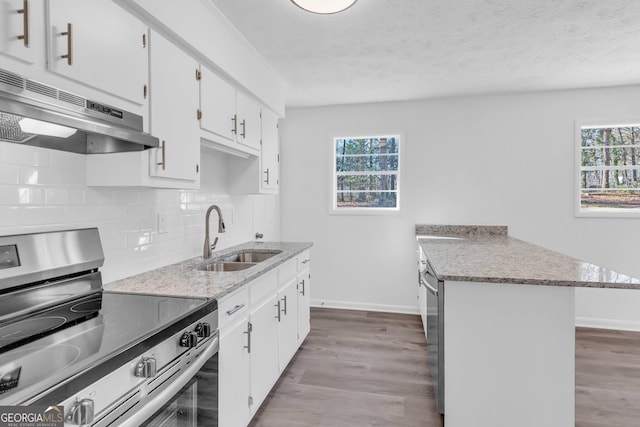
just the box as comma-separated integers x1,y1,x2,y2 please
105,241,313,299
416,224,640,289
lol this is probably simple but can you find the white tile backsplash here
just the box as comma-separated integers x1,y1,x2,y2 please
0,142,279,284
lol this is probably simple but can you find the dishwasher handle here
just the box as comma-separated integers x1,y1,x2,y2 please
419,261,441,295
419,270,438,295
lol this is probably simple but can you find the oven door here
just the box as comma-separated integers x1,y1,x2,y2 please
142,354,218,427
117,336,218,427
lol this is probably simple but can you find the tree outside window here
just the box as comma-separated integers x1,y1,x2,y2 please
579,123,640,215
333,135,400,212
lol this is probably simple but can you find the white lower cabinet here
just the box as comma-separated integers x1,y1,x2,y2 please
219,315,251,427
297,267,311,343
277,277,299,369
218,251,311,426
248,293,279,413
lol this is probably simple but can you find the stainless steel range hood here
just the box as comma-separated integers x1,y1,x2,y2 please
0,68,159,154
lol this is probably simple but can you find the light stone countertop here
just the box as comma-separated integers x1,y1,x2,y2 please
416,225,640,289
105,242,313,299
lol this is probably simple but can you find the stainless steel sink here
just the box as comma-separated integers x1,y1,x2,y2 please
197,250,282,272
196,262,256,272
223,250,282,263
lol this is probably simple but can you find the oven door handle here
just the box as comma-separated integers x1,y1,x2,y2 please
118,335,219,427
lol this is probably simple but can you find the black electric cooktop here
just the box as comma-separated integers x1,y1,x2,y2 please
0,291,214,405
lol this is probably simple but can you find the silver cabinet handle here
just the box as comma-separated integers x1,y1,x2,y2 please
263,168,270,184
240,119,246,138
299,279,305,296
60,23,73,65
243,322,252,353
275,300,281,322
281,295,287,315
17,0,29,47
231,114,237,134
226,303,245,316
66,399,94,425
157,140,166,170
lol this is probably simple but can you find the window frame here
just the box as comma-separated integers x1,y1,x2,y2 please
575,119,640,218
330,134,402,215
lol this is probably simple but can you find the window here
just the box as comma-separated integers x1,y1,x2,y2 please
577,121,640,216
332,135,400,213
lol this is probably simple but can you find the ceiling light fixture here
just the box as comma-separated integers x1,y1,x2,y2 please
290,0,357,14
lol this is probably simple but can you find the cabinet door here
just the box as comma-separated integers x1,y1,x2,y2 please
261,108,279,191
278,278,299,369
297,267,311,343
235,91,261,151
219,319,251,427
148,31,199,182
199,67,236,143
46,0,148,105
418,282,427,331
0,0,38,64
249,294,280,414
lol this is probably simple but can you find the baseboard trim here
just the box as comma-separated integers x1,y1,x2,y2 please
575,316,640,332
310,299,419,315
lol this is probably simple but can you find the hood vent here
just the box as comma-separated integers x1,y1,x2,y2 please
0,68,159,154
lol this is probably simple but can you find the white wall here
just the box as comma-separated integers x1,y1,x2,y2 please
279,85,640,329
0,142,279,284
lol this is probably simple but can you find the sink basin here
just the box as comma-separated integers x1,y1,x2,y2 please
196,262,256,272
223,250,282,263
196,250,282,272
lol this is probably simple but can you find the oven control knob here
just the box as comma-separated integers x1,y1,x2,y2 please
180,331,198,348
65,398,95,425
134,356,157,378
194,322,212,338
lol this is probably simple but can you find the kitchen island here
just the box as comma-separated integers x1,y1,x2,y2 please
416,225,640,427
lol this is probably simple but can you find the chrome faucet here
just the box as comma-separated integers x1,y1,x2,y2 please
203,205,226,258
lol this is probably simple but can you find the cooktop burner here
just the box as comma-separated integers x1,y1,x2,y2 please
0,292,102,352
0,316,67,341
0,291,209,405
70,296,102,313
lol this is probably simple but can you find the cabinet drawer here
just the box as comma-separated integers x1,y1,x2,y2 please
250,269,277,306
278,258,297,285
297,250,311,271
219,287,249,329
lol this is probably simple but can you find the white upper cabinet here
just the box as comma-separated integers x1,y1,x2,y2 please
45,0,148,105
148,31,200,183
235,91,261,151
199,66,236,144
227,107,279,195
0,0,39,64
261,108,279,192
199,66,261,156
86,32,200,189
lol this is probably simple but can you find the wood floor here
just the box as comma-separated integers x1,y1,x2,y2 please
575,327,640,427
248,308,640,427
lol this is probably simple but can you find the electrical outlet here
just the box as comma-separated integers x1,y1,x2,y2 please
157,213,168,234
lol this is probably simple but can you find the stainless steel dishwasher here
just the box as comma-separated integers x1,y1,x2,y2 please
418,250,445,415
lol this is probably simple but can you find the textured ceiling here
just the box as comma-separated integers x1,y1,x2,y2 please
211,0,640,107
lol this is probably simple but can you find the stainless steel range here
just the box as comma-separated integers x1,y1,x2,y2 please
0,228,218,426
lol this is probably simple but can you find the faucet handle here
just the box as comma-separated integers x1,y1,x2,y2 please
211,237,219,251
